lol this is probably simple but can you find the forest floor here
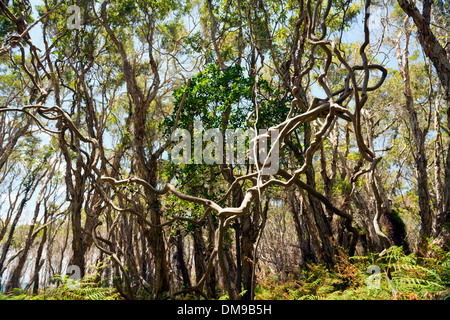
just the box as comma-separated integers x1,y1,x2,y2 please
253,246,450,300
1,246,448,300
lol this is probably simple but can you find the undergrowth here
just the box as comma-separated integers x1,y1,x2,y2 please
0,273,121,300
254,246,450,300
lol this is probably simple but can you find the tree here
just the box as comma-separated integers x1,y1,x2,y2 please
0,0,447,301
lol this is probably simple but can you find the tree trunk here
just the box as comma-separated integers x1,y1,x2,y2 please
437,102,450,249
233,221,242,296
432,91,444,236
288,191,315,269
0,121,31,173
397,0,450,102
205,215,217,299
353,186,383,253
141,191,170,298
173,230,191,289
192,227,207,292
374,170,409,252
69,193,86,278
240,208,259,300
304,126,336,267
32,209,48,294
6,182,46,291
396,23,432,254
0,179,36,290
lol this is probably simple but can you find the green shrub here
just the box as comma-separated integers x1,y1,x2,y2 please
254,246,449,300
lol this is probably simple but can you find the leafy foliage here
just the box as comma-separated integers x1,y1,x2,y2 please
0,273,121,300
254,246,450,300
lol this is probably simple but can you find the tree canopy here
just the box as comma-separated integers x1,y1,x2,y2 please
0,0,449,301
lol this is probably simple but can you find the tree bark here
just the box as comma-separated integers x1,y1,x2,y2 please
240,208,259,300
32,209,48,294
0,174,38,290
6,180,48,291
68,189,86,278
397,0,450,250
395,23,432,253
288,191,316,269
397,0,450,102
433,91,445,237
233,220,242,297
192,227,209,294
140,190,170,297
304,126,336,267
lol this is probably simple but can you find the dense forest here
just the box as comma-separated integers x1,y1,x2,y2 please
0,0,449,301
